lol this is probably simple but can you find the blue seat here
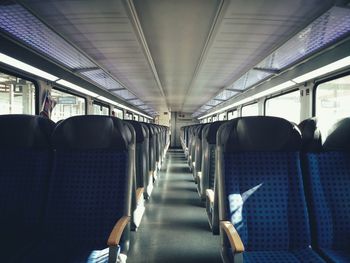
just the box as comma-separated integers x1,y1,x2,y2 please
217,116,324,263
0,115,55,263
20,116,134,263
202,121,227,234
299,118,350,263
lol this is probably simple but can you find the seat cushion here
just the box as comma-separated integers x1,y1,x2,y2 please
319,248,350,263
243,248,325,262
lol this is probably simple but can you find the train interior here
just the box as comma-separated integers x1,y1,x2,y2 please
0,0,350,262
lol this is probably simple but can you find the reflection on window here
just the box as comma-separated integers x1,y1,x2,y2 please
265,90,300,123
227,110,237,120
242,103,258,117
112,107,123,119
219,112,226,121
0,72,35,115
133,114,139,121
316,75,350,131
93,103,109,116
51,88,85,122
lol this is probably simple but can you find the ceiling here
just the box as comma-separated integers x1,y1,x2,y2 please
17,0,335,114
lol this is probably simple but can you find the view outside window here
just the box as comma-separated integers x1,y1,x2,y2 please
139,116,144,122
0,72,35,115
241,103,258,117
125,111,133,120
212,115,218,122
316,75,350,131
227,110,237,120
265,90,300,123
218,112,226,121
51,88,85,122
93,102,109,116
133,114,139,121
208,117,212,123
113,107,123,119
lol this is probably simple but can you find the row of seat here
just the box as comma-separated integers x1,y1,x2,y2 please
0,114,170,263
180,117,349,263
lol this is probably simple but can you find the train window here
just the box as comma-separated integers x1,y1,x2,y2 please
241,103,258,117
0,71,36,115
139,116,144,122
265,90,300,123
315,74,350,129
125,111,133,120
227,110,237,120
112,107,123,119
93,102,109,116
218,112,226,121
133,114,139,121
51,88,86,122
208,117,212,123
212,114,218,122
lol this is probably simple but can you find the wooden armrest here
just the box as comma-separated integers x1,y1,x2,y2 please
220,221,245,253
136,187,144,202
206,189,214,203
107,216,130,246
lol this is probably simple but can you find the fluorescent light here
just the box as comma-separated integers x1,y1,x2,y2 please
293,56,350,83
56,79,99,98
0,53,59,81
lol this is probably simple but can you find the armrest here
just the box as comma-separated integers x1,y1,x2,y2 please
136,187,144,202
206,189,214,204
197,171,202,180
107,216,130,246
220,221,244,253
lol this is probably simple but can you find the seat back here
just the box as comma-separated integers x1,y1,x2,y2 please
217,117,310,253
299,118,350,253
0,115,55,241
46,116,133,251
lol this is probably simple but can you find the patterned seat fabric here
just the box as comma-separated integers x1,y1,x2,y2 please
20,116,133,262
218,116,325,262
0,115,55,262
299,118,350,263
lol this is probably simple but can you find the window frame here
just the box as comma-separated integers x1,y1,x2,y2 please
312,70,350,117
0,67,39,114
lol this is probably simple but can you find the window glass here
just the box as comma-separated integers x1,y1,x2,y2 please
265,90,300,123
227,110,237,120
0,71,36,115
51,88,85,122
208,117,212,123
125,111,133,120
212,115,218,122
113,107,123,119
241,103,258,116
316,75,350,131
133,114,139,121
218,112,226,121
93,103,109,116
139,116,144,122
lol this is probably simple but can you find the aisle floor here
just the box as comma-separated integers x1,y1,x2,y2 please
127,149,221,263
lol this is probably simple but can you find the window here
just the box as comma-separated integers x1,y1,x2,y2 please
51,88,86,122
0,71,36,115
212,115,218,122
139,116,144,122
227,110,237,120
93,102,109,116
218,112,226,121
241,103,258,117
265,90,300,123
112,107,123,119
133,114,139,121
125,111,133,120
208,117,212,123
315,74,350,131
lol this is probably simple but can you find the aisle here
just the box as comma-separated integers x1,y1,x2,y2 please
127,149,221,263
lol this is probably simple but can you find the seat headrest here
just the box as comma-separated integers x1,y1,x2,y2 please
298,118,322,152
52,116,131,150
222,116,301,152
207,121,227,144
0,114,55,149
125,120,147,143
323,118,350,151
